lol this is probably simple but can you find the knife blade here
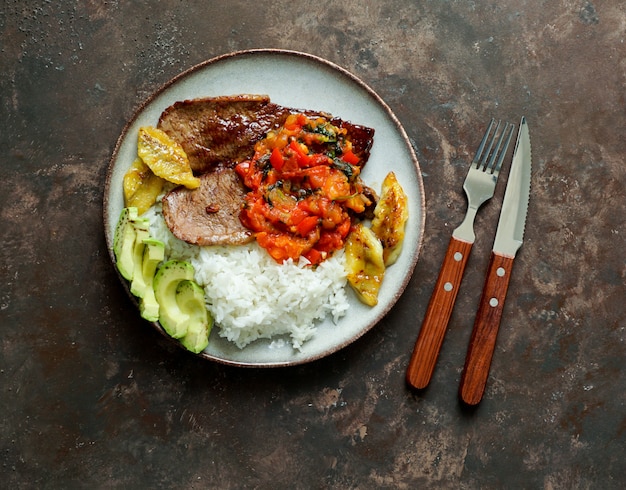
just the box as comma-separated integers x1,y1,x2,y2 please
458,116,532,405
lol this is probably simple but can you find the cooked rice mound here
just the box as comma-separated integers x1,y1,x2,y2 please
144,201,349,350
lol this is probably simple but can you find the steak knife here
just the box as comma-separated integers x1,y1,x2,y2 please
458,116,532,406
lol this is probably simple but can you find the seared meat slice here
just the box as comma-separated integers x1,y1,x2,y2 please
158,94,291,174
157,95,376,174
162,168,254,246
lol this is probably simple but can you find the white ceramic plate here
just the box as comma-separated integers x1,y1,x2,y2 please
104,49,425,367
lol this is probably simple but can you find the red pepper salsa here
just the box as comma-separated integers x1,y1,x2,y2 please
235,114,373,265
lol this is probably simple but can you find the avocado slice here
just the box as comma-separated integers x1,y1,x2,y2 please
153,260,195,338
140,291,160,323
180,319,210,354
113,207,138,280
176,280,213,353
130,228,150,297
138,238,165,322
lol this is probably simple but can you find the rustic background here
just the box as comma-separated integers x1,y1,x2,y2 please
2,1,624,488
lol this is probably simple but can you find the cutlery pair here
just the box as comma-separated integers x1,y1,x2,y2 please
406,117,532,405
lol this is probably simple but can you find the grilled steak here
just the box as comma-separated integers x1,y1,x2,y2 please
161,167,253,246
158,94,292,174
157,94,375,174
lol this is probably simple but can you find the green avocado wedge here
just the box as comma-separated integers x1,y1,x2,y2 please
130,228,151,297
153,260,195,339
139,238,165,322
180,319,211,354
113,207,139,280
176,280,213,354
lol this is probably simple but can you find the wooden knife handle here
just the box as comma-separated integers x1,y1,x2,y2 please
459,251,515,405
406,236,472,389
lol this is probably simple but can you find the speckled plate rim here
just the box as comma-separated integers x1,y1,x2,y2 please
104,48,425,367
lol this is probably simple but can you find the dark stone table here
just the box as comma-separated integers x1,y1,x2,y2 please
2,1,624,488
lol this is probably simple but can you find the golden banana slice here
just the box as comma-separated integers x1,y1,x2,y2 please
371,171,409,266
137,126,200,189
123,158,165,215
123,158,147,203
345,223,385,306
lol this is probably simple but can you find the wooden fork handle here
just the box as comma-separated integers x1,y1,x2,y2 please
459,251,515,405
406,236,472,389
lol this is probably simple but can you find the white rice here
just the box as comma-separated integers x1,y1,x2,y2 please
144,201,350,350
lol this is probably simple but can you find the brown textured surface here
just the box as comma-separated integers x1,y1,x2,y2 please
1,1,624,488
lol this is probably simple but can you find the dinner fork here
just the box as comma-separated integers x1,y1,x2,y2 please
406,119,514,390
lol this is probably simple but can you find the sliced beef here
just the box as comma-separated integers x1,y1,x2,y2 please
157,94,375,174
158,94,292,174
161,168,254,246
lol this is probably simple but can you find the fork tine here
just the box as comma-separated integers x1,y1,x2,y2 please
486,122,508,172
479,120,502,170
492,123,515,175
473,118,495,166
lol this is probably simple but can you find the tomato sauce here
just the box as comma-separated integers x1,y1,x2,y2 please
235,114,373,265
